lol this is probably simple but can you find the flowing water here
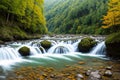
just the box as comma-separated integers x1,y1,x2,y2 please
0,36,120,80
0,36,108,71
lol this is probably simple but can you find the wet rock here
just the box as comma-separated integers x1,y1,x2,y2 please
40,40,51,49
0,76,6,80
104,70,112,77
106,66,112,70
78,62,85,65
105,32,120,58
18,46,30,56
0,66,4,75
86,70,91,76
78,37,97,52
77,74,84,79
88,70,101,80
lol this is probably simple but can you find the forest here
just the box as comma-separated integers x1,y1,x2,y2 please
0,0,119,41
45,0,120,35
0,0,48,42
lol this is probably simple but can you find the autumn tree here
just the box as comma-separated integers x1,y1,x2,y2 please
102,0,120,32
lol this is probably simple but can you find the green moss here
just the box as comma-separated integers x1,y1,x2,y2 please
105,32,120,58
106,32,120,44
40,40,51,49
78,37,97,52
18,46,30,56
0,40,4,44
0,26,28,41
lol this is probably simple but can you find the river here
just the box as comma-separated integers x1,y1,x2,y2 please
0,35,120,80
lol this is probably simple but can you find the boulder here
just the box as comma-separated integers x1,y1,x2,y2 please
18,46,30,56
105,32,120,58
40,40,51,49
78,37,97,52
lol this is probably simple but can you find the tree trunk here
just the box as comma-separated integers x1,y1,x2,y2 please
6,13,10,24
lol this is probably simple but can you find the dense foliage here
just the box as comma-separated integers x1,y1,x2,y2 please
103,0,120,58
102,0,120,32
0,0,48,41
45,0,109,34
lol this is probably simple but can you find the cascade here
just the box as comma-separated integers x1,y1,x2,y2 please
17,45,43,55
0,47,21,60
0,38,106,61
30,47,43,55
90,41,106,55
47,42,74,54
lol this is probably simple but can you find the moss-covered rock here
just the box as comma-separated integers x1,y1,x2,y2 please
40,40,51,49
18,46,30,56
0,40,4,44
105,32,120,58
78,37,97,52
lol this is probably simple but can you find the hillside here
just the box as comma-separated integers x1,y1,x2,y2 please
45,0,109,34
0,0,48,42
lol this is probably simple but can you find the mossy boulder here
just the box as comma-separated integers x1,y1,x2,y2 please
0,40,4,44
18,46,30,56
105,32,120,58
78,37,97,52
40,40,51,49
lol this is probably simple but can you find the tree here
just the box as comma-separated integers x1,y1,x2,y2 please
102,0,120,32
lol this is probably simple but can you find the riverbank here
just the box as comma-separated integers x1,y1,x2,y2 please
5,58,120,80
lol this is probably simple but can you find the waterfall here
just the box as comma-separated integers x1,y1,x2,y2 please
0,47,21,60
17,45,43,55
90,41,106,55
30,47,42,55
72,39,81,51
0,38,106,61
47,42,74,54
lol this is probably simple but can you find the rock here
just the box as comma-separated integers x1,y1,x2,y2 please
0,76,6,80
78,37,97,52
40,40,51,49
0,40,4,44
18,46,30,56
78,62,85,65
0,66,4,75
77,74,84,79
104,70,112,77
106,66,112,70
88,70,101,80
105,32,120,58
86,70,92,76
